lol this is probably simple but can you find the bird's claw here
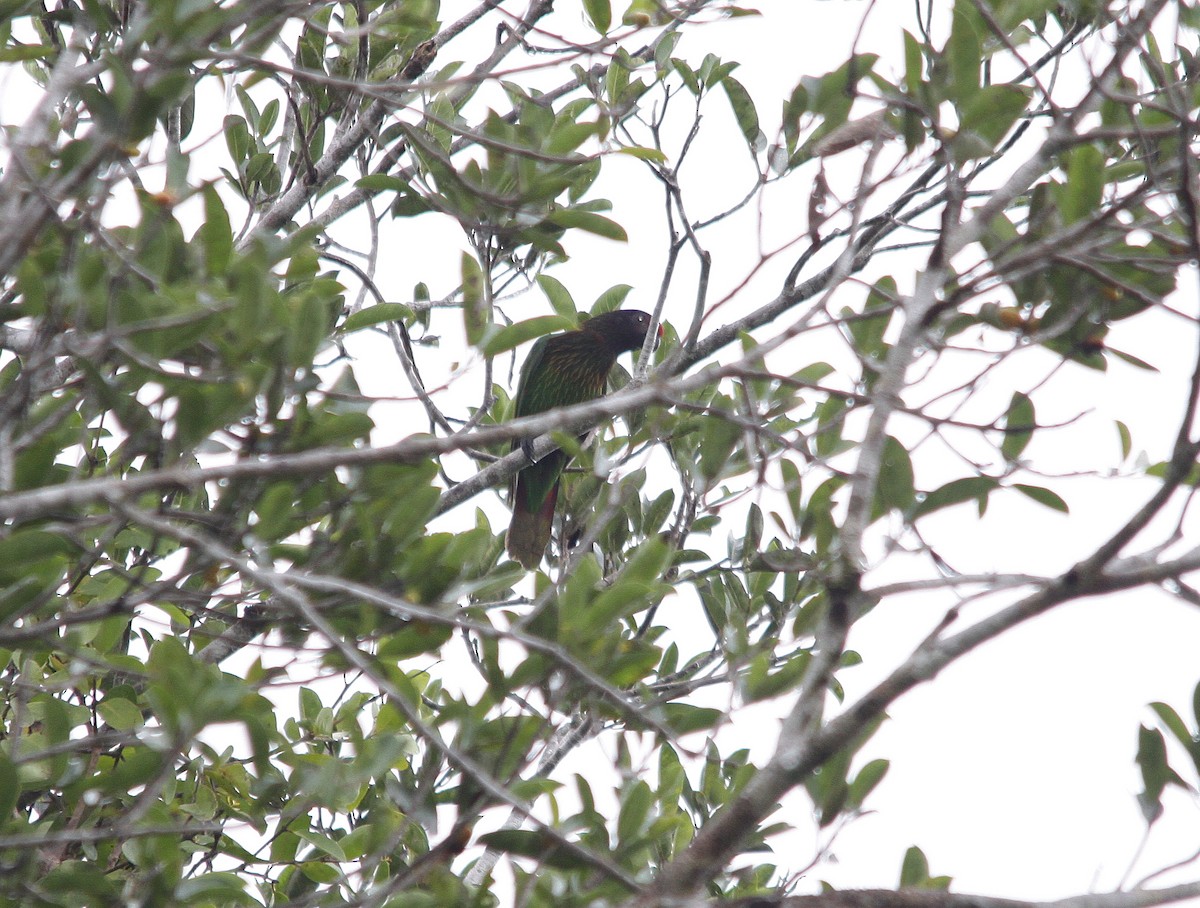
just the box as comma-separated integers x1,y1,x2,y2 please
520,438,537,464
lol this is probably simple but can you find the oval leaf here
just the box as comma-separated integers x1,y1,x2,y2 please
482,315,575,357
1013,483,1068,513
340,303,414,334
1001,391,1035,461
545,208,628,241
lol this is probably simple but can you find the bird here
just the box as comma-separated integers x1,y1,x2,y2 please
505,309,661,570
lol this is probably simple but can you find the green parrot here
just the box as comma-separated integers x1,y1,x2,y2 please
505,309,661,570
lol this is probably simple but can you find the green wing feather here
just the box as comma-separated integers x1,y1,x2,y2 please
513,335,551,419
506,311,655,569
510,334,609,512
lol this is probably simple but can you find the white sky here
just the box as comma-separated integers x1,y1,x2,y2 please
4,0,1200,902
315,1,1200,900
427,2,1200,901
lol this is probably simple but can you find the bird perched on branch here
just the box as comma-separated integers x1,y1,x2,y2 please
505,309,661,570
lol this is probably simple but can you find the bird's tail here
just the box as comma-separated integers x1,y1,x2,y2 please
506,479,558,570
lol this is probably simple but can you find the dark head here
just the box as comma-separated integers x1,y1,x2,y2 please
580,309,662,356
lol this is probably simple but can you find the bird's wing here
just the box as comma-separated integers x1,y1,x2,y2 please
514,334,551,418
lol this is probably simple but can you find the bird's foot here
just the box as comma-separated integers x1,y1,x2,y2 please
520,438,538,464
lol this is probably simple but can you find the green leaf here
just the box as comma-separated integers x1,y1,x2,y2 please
721,75,762,151
298,861,341,884
781,458,802,523
482,315,575,357
223,115,251,163
847,758,889,810
875,436,914,517
1060,144,1104,224
590,283,633,316
900,845,931,887
546,120,601,156
782,79,808,148
1150,701,1199,771
545,208,628,242
794,361,835,384
1013,483,1068,513
461,252,487,346
802,475,845,553
198,185,232,275
354,173,412,193
236,85,261,131
0,530,73,577
1136,724,1169,824
244,152,276,185
98,697,145,731
791,54,879,164
1192,680,1200,741
340,302,414,334
478,830,589,870
1146,460,1200,486
176,874,255,905
537,274,577,319
621,535,672,587
913,476,998,519
107,748,165,793
1116,420,1132,460
848,276,896,366
0,751,17,824
748,547,814,574
259,98,279,136
0,44,54,62
698,412,741,483
377,623,454,660
903,29,924,95
672,58,701,96
617,780,652,841
583,580,653,633
946,0,982,104
1000,391,1035,461
1109,347,1159,371
41,862,117,902
616,145,668,162
662,703,724,735
957,84,1030,157
583,0,611,33
744,650,810,701
296,827,348,861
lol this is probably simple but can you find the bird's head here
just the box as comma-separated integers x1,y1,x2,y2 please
583,308,662,354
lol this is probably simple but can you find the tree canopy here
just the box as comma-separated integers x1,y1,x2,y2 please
2,1,1200,906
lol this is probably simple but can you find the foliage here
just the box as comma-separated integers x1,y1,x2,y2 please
1,1,1200,906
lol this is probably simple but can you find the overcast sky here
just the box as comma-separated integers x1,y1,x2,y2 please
449,3,1200,899
6,0,1196,899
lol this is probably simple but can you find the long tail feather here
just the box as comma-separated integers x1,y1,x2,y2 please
506,478,558,569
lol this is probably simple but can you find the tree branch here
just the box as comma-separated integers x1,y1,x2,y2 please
716,883,1200,908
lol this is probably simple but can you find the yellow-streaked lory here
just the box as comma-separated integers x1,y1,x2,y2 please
506,309,661,569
